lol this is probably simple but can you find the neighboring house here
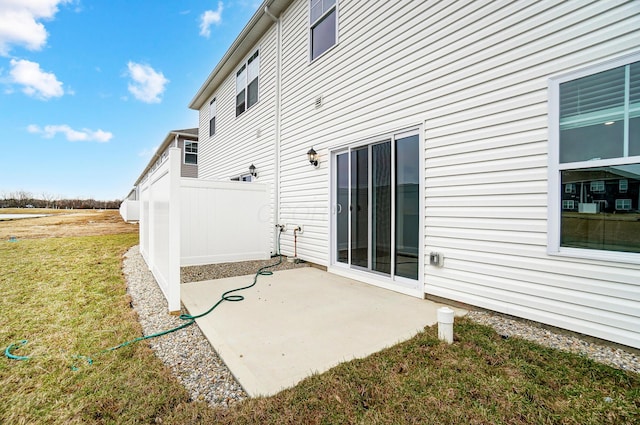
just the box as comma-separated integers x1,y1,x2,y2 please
120,128,199,222
142,128,199,181
188,0,640,349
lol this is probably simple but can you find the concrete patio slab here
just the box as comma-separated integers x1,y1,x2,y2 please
181,267,466,397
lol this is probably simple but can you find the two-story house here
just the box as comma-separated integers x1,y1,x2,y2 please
120,128,199,222
189,0,640,349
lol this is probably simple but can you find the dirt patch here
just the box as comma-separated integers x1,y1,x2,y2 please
0,209,138,240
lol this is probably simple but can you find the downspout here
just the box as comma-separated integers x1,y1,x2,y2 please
265,5,282,254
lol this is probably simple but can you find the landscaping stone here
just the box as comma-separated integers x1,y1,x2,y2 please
123,245,639,410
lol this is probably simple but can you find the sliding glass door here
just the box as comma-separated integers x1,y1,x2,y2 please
332,131,420,286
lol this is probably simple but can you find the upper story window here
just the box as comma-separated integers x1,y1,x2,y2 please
310,0,337,61
209,98,216,136
549,53,640,259
184,141,198,165
236,50,259,116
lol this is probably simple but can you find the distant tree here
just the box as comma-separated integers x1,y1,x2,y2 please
41,192,56,209
16,191,32,208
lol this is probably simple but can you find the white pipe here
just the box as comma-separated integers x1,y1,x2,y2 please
437,307,455,344
264,5,278,22
265,4,282,255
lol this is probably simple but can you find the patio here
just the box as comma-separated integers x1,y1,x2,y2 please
181,267,466,396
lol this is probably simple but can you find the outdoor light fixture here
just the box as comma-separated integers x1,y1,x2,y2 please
307,147,319,167
249,164,257,177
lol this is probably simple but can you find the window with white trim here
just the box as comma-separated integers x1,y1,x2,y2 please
209,98,216,136
184,141,198,165
236,50,259,116
549,54,640,256
310,0,337,60
616,199,632,210
590,181,605,193
619,179,628,192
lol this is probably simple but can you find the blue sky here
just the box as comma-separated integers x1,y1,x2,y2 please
0,0,259,201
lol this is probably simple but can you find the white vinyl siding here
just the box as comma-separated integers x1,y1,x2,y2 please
276,0,640,348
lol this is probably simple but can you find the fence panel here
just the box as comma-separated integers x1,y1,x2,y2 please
180,179,270,266
119,199,140,222
138,148,181,312
138,147,270,312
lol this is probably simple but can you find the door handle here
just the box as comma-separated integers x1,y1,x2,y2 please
337,203,342,214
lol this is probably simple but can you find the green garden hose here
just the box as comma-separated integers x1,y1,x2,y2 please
4,229,283,368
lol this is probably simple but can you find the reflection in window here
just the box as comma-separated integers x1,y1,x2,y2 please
236,50,259,116
555,57,640,255
350,147,368,268
560,166,640,253
372,141,391,274
209,98,216,136
395,135,419,279
310,0,337,60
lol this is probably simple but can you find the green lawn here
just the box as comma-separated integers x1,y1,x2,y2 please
0,234,214,424
1,232,638,424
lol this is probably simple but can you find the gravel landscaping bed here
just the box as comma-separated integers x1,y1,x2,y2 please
123,245,639,409
467,310,640,374
123,246,308,408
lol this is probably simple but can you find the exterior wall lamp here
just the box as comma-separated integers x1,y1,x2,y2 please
307,147,319,167
249,164,257,178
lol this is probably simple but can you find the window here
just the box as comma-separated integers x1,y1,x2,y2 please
620,179,628,192
549,54,640,257
616,199,632,210
184,141,198,165
209,98,216,136
310,0,337,60
590,181,605,193
236,50,259,116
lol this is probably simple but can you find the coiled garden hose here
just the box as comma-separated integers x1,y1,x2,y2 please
4,229,283,368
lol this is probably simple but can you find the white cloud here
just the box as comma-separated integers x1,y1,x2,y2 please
9,58,64,99
126,61,169,104
0,0,71,56
199,2,223,38
28,124,113,143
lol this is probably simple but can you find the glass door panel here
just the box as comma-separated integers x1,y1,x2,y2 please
395,135,420,280
332,131,420,286
336,152,349,264
351,147,369,268
372,141,391,274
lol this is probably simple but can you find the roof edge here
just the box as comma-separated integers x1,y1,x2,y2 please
188,0,293,111
133,129,198,187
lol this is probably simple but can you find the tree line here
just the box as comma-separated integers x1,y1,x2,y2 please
1,191,122,210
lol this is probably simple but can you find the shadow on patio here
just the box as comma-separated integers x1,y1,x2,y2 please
181,267,466,396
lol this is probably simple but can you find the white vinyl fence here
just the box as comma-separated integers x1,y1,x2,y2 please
119,199,140,222
139,147,270,312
